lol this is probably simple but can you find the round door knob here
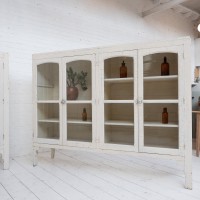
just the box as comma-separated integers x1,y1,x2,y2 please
61,100,66,104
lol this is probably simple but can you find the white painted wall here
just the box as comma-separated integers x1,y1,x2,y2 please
0,0,195,156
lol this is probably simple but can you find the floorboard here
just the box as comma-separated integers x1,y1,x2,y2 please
0,183,13,200
56,150,200,200
0,149,200,200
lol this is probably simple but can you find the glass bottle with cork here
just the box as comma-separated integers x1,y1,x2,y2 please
161,57,169,76
82,108,87,121
120,60,127,78
162,107,168,124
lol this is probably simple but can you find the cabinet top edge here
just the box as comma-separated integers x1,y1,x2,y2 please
32,36,191,60
0,53,9,59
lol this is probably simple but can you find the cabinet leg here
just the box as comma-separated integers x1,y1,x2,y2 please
51,148,55,159
33,147,38,167
185,170,192,190
196,114,200,157
185,124,193,189
184,152,193,189
3,153,9,170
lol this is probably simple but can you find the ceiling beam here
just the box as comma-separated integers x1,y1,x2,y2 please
174,4,200,20
142,0,190,17
152,0,161,4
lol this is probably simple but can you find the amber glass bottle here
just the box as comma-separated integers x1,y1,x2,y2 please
198,96,200,107
162,107,168,124
82,108,87,121
120,61,127,78
161,57,169,76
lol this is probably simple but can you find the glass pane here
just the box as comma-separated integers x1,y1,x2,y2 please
144,127,178,149
37,103,60,139
105,103,133,122
144,103,178,124
104,57,134,100
67,124,92,142
104,103,134,145
67,103,92,121
66,60,91,101
104,82,133,100
104,57,134,78
37,63,59,101
144,80,178,100
143,53,178,100
38,122,59,139
143,53,178,77
105,125,134,145
37,103,59,121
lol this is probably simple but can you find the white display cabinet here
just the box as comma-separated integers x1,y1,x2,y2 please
33,37,192,189
0,53,9,169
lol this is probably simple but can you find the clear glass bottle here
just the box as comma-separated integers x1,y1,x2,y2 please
161,57,169,76
82,108,87,121
120,60,127,78
162,107,168,124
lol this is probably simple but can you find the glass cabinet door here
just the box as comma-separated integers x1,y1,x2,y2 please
138,46,184,155
35,60,61,144
62,55,95,146
100,51,138,151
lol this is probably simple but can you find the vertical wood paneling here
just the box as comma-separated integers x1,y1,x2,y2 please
0,0,195,156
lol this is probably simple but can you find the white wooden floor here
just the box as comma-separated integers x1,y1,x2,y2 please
0,149,200,200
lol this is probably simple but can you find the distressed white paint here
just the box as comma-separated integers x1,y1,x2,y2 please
33,37,192,189
0,0,195,156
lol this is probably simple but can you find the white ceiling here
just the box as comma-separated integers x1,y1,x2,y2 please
182,0,200,14
143,0,200,22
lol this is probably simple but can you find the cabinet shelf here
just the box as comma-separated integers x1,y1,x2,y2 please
38,118,59,123
144,75,178,81
67,119,92,125
144,143,178,149
67,138,92,143
37,84,54,88
104,77,134,83
104,100,134,104
37,100,59,103
144,122,178,128
143,100,178,103
67,100,92,104
106,141,134,146
105,120,134,126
